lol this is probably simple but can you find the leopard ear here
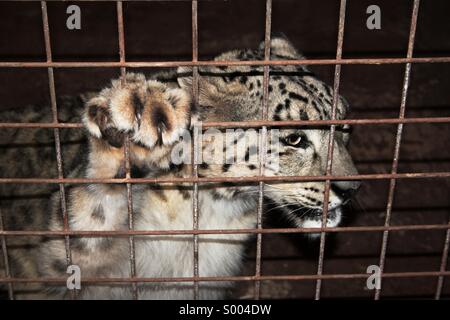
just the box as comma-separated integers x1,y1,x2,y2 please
176,66,221,105
82,97,109,139
176,66,193,90
259,35,302,59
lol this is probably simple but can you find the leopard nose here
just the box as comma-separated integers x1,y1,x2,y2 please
331,180,361,201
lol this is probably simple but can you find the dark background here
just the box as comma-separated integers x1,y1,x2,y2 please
0,0,449,299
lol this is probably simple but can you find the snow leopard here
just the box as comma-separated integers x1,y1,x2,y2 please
0,37,360,299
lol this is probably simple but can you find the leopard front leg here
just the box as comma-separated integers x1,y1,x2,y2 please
37,73,193,299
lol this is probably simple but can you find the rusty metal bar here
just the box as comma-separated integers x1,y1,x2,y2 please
124,135,138,299
191,0,200,300
0,209,14,299
1,223,450,237
116,0,138,300
0,0,220,1
40,1,75,300
375,0,420,300
435,217,450,299
117,1,126,79
2,116,449,129
1,57,450,68
0,171,449,185
1,270,450,285
315,0,346,300
254,0,272,300
1,0,218,2
192,124,200,299
0,117,448,128
188,117,450,128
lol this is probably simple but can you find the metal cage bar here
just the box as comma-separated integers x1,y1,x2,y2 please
254,0,272,300
435,217,450,299
1,57,450,68
315,0,347,300
191,0,200,300
1,270,450,286
1,223,450,237
374,0,420,300
1,117,450,129
0,209,13,299
0,171,449,185
116,0,139,300
40,0,75,300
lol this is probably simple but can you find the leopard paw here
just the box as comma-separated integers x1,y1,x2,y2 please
83,73,192,149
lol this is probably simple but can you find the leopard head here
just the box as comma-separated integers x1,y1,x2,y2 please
177,37,360,231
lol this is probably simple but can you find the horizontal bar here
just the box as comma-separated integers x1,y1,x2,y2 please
4,0,192,1
1,223,450,237
0,122,83,129
203,117,450,128
1,271,449,284
0,172,449,185
1,57,450,68
0,117,449,129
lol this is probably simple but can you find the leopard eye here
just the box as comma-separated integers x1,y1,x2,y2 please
337,125,353,134
284,133,307,148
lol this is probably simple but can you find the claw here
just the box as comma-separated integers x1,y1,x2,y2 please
132,92,145,128
157,123,166,146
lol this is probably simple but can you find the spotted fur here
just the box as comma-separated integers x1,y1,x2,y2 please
0,37,359,299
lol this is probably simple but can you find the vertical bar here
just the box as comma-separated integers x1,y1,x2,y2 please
117,1,126,79
0,209,14,299
40,1,75,299
191,0,200,300
124,136,138,299
374,0,420,300
435,217,450,299
254,0,272,300
116,0,138,300
314,0,347,300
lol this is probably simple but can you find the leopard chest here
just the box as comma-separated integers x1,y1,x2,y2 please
132,188,257,280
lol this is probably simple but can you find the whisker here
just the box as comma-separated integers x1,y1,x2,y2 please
265,203,292,214
288,206,319,220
